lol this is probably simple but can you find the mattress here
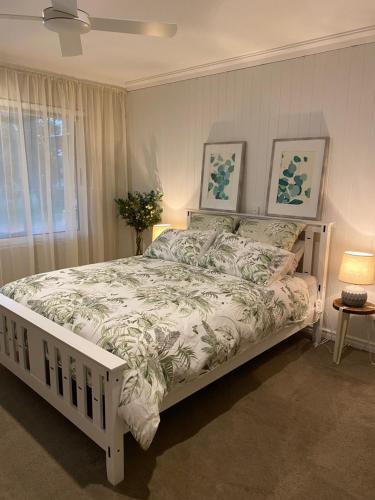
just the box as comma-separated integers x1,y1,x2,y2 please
0,256,315,448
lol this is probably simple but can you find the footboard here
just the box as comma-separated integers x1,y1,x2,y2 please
0,295,128,485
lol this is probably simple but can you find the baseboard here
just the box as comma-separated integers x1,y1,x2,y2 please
303,325,375,353
322,328,375,353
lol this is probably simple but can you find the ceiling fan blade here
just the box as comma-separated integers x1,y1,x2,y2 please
0,14,41,21
58,31,82,57
51,0,77,16
90,18,177,38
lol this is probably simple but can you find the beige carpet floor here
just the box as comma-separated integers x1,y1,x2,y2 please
1,333,375,500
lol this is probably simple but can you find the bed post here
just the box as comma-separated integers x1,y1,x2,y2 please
186,210,192,228
312,317,323,346
312,222,333,347
105,370,127,486
106,421,125,486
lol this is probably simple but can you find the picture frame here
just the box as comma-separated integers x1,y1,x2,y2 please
199,141,246,212
266,137,329,220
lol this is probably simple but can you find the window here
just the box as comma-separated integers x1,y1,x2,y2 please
0,105,79,239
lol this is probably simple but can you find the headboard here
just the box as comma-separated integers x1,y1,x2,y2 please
186,209,333,342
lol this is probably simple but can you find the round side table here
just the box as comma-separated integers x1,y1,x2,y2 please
332,298,375,364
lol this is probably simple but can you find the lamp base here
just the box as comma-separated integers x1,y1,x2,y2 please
341,286,367,307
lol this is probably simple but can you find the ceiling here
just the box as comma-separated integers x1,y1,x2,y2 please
0,0,375,89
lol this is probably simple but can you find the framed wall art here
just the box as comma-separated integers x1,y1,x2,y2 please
199,141,246,212
266,137,329,220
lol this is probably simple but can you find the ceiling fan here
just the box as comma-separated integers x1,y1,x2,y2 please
0,0,177,57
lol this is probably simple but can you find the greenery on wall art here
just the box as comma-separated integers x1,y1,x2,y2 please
200,142,245,212
208,153,235,200
277,152,313,205
267,138,327,219
115,190,163,255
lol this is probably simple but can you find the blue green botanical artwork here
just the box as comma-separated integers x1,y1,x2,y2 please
276,151,314,205
207,153,235,200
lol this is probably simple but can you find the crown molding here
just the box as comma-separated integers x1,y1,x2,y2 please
125,24,375,91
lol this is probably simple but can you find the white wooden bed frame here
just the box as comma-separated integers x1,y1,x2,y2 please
0,211,332,485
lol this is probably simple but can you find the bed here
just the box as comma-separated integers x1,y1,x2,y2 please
0,211,332,485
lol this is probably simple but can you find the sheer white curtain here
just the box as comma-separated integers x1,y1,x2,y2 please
0,66,127,285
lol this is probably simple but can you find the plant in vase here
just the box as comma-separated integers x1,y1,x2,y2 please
115,191,163,255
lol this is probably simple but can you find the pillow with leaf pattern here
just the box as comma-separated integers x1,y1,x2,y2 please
188,213,236,233
200,232,295,285
236,218,305,251
144,229,217,267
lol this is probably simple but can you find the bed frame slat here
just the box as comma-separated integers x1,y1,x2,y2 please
75,358,86,416
0,313,7,355
302,226,314,274
61,351,71,404
16,324,26,369
92,369,102,429
27,327,45,382
8,318,17,362
48,341,58,395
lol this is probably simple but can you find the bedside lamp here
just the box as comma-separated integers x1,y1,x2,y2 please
338,251,375,307
152,223,171,241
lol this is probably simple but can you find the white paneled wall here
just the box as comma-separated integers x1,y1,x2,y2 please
126,43,375,343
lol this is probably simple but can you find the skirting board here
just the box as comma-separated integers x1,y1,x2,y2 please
322,328,375,354
304,325,375,353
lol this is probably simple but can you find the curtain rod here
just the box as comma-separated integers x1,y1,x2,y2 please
0,61,127,93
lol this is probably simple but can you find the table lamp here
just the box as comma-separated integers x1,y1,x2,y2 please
152,223,171,241
338,251,375,306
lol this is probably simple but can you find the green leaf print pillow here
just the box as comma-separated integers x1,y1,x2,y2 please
201,232,295,285
236,218,305,251
188,213,236,233
144,229,217,267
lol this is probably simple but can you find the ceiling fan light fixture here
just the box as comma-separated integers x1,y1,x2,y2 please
0,0,177,57
42,7,90,34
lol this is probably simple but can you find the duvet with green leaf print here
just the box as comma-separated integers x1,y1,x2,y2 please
0,256,310,449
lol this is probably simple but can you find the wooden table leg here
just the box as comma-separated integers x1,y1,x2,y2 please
333,309,350,364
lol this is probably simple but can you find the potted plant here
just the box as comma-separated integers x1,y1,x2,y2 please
115,191,163,255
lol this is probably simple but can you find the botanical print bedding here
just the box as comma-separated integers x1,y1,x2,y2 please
144,228,216,267
200,232,295,285
0,256,310,449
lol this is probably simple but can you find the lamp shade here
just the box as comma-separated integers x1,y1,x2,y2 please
338,251,375,285
152,224,171,241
